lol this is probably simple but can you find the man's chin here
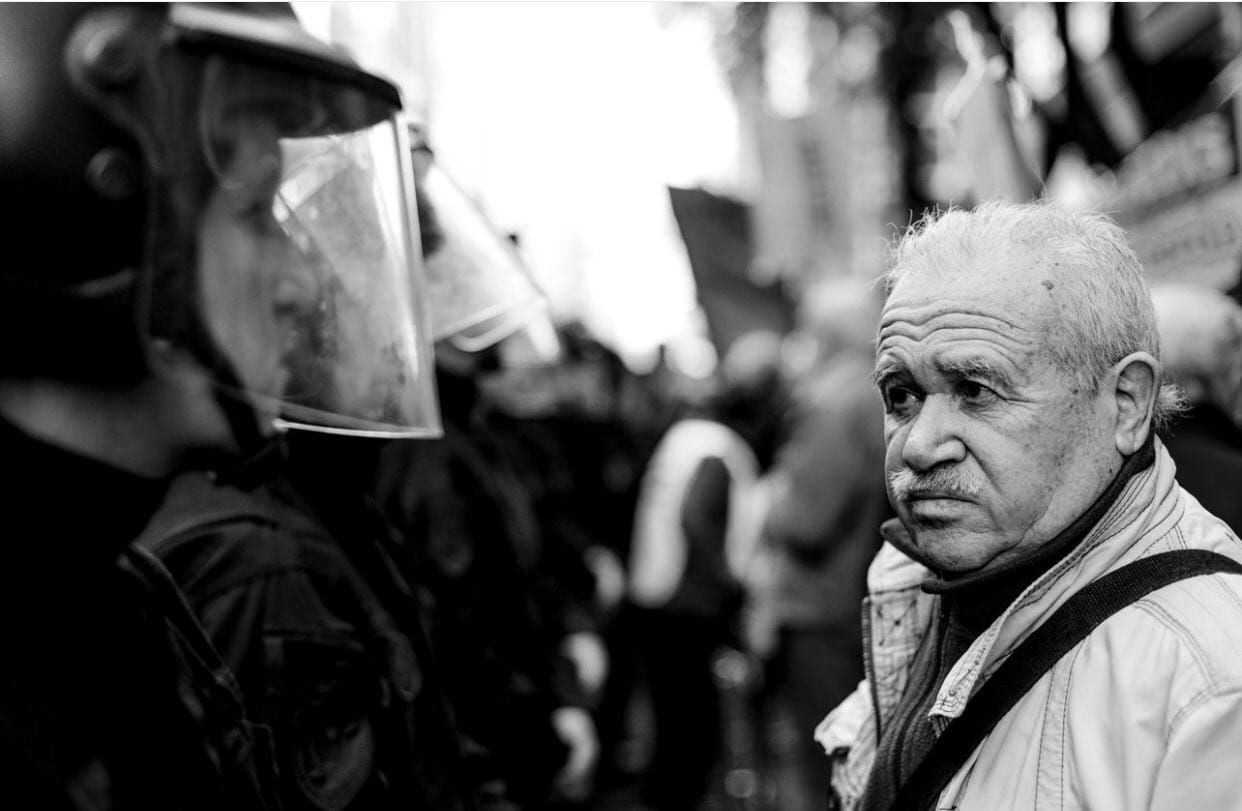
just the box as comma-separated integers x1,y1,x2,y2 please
905,523,999,575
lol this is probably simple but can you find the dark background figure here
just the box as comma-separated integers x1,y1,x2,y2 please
625,330,788,811
474,323,669,805
1152,283,1242,535
479,323,649,633
373,347,593,810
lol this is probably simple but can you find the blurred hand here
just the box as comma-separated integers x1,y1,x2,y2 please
740,540,780,660
585,546,626,614
561,631,609,701
551,706,598,802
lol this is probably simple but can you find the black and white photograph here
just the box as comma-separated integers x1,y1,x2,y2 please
3,3,1242,810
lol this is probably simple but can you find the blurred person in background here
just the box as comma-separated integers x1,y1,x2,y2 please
473,320,661,801
754,277,889,811
626,329,787,811
0,3,432,807
373,137,602,810
480,321,645,645
138,124,528,810
376,337,599,810
1151,283,1242,534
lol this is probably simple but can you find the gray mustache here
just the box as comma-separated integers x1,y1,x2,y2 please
888,467,982,501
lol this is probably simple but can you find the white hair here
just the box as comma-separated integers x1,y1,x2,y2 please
886,199,1182,428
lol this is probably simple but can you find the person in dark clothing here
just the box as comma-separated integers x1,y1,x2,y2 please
1152,283,1242,535
372,133,596,808
0,4,428,808
375,359,592,810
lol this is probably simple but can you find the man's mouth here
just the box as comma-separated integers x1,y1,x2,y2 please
907,490,972,502
904,494,974,525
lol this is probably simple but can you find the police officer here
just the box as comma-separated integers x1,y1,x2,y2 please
0,4,437,808
137,124,560,810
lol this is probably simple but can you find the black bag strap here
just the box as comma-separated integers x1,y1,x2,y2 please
893,549,1242,811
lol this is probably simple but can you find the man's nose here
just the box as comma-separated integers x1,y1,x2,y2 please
901,394,967,472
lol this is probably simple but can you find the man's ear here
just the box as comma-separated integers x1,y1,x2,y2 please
1110,352,1158,454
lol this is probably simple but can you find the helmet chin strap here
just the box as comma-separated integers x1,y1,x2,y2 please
207,381,290,491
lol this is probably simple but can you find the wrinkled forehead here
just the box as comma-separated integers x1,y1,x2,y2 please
877,252,1074,383
883,248,1068,331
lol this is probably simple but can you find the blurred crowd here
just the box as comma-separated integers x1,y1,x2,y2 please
6,4,1242,811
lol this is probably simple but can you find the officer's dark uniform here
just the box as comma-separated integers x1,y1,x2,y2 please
0,419,277,811
0,4,438,809
138,468,479,811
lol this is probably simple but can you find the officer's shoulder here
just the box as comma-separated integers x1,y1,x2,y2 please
138,471,347,587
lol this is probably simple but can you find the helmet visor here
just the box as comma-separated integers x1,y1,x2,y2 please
186,55,440,438
493,310,563,368
412,142,546,351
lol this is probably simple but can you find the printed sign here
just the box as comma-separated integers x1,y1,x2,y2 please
1111,64,1242,288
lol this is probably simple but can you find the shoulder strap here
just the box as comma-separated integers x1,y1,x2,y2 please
894,549,1242,811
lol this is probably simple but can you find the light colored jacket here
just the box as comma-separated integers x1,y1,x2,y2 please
815,440,1242,810
628,418,764,608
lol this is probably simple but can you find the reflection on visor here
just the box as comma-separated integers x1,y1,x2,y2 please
499,311,563,367
413,145,546,348
450,300,563,365
191,56,440,438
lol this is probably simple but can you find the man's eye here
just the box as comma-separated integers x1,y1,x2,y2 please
883,384,918,414
960,380,997,404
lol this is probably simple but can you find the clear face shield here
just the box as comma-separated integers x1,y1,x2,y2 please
155,25,440,439
411,132,552,352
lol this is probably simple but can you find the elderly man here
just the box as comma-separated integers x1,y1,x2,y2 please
815,200,1242,811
